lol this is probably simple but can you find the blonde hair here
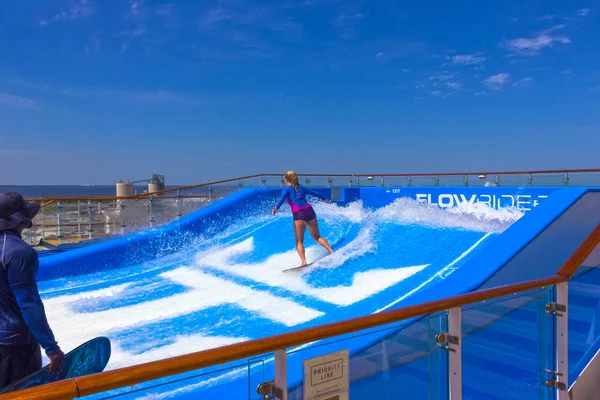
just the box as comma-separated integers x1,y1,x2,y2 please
284,170,299,189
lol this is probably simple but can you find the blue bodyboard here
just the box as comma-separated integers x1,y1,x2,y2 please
282,237,345,272
0,336,111,394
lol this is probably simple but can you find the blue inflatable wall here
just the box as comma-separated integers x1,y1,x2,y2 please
37,185,600,400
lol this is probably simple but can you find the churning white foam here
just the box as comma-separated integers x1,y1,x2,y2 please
312,196,523,233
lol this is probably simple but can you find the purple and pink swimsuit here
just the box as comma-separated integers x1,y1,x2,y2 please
275,185,328,221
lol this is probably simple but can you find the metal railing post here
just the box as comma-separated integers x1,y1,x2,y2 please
464,175,468,186
120,200,126,234
447,307,462,399
380,176,385,187
77,200,82,238
149,195,155,227
176,190,182,218
435,175,440,185
87,200,93,240
407,176,412,186
257,349,287,400
548,282,569,399
275,349,287,400
564,172,569,185
41,205,45,240
436,307,462,399
56,200,63,244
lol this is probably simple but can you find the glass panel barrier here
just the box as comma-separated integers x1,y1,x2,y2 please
478,191,600,290
460,286,556,400
285,311,449,400
567,266,600,379
568,171,600,187
80,352,275,400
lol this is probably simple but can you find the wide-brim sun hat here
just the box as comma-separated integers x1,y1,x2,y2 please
0,192,41,231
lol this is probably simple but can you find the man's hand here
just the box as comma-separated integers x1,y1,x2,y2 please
272,207,277,216
48,349,65,374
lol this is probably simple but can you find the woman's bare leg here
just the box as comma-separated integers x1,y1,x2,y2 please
294,220,308,266
307,218,334,254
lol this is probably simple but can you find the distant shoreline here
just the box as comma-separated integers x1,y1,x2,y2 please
0,185,191,198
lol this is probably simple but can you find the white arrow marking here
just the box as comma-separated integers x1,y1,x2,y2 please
196,238,428,306
42,267,324,368
162,267,323,325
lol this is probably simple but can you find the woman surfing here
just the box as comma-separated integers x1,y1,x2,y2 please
272,171,334,267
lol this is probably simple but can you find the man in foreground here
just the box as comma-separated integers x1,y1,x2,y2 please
0,192,64,389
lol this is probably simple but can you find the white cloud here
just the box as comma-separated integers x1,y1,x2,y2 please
2,76,203,108
0,93,37,109
483,73,510,90
576,8,590,17
543,24,566,34
131,0,146,18
198,8,235,30
426,72,462,95
445,82,462,90
60,87,203,106
40,0,95,25
332,13,364,38
505,25,570,55
512,77,534,87
449,54,487,65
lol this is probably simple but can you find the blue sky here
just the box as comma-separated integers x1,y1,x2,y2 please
0,0,598,184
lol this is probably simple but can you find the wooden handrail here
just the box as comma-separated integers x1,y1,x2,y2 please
0,275,567,400
29,194,223,204
0,379,81,400
24,168,600,205
353,168,600,177
128,174,266,198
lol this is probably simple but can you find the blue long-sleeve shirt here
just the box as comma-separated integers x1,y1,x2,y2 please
275,185,328,213
0,231,60,355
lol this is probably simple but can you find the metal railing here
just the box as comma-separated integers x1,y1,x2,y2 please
22,168,600,248
23,195,222,248
3,219,599,399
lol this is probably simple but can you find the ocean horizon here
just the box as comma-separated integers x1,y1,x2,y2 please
0,185,188,198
